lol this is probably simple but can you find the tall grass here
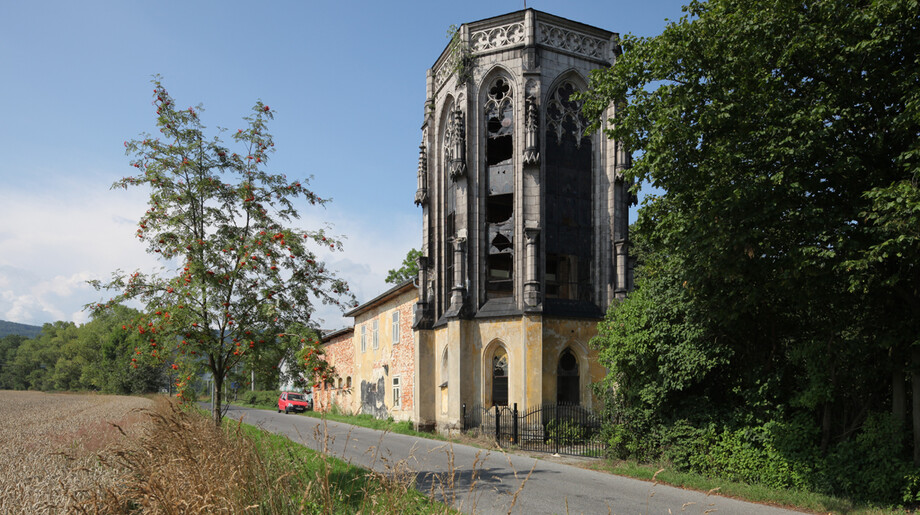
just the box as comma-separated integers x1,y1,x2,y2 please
76,396,454,514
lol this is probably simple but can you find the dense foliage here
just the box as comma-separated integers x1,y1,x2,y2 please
89,79,352,424
385,248,422,285
0,308,167,394
583,0,920,503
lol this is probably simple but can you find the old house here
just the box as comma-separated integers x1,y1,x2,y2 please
313,9,632,433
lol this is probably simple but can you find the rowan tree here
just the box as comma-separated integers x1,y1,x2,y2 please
90,79,354,426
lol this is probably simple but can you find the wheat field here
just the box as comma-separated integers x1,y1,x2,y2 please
0,391,151,514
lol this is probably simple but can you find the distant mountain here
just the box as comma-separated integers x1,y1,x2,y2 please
0,320,43,339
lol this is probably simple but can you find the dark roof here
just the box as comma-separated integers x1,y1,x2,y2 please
321,327,354,343
343,280,416,318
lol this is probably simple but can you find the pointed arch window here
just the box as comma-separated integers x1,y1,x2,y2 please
492,347,509,406
484,78,514,299
557,348,580,405
441,103,459,312
545,80,593,304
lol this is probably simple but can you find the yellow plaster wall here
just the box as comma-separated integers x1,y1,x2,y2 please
351,289,418,421
424,314,604,431
414,328,436,427
541,318,603,408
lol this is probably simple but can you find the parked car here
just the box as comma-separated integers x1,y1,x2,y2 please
278,391,312,414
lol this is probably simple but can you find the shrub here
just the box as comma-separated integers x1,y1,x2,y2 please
546,419,586,445
240,389,282,407
823,413,911,503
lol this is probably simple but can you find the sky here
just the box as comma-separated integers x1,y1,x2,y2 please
0,0,686,331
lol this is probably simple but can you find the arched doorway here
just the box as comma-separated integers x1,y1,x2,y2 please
557,348,580,405
492,347,509,406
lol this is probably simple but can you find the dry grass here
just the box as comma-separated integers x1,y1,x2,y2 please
74,397,464,514
0,391,531,514
0,390,151,514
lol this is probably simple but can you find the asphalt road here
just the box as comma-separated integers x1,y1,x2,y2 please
214,404,803,515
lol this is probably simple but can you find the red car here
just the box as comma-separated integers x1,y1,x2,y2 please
278,391,311,414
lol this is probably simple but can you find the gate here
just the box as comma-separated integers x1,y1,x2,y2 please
462,402,606,457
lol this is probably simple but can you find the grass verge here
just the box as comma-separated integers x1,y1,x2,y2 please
301,410,447,441
594,460,909,515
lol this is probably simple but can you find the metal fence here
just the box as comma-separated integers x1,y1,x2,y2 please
461,402,606,457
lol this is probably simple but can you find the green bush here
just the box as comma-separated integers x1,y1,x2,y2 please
603,412,919,504
240,390,282,407
546,419,586,444
823,413,911,503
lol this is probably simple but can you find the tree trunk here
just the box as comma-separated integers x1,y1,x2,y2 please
912,347,920,466
893,366,907,423
212,372,223,427
820,402,832,455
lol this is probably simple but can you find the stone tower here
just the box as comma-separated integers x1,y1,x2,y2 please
411,10,633,432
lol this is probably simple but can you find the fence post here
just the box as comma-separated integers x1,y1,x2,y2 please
512,403,518,444
495,405,501,443
554,405,560,455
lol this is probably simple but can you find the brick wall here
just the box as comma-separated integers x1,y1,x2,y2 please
312,329,356,413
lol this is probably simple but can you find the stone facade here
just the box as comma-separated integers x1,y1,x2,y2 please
310,10,632,433
413,9,633,432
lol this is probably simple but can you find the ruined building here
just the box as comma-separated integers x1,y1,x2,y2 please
312,9,633,432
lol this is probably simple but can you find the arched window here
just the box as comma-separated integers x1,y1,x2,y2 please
440,347,450,414
545,80,593,304
484,78,514,299
557,348,580,405
441,101,459,312
492,347,509,406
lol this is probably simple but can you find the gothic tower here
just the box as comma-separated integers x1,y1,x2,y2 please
412,10,633,432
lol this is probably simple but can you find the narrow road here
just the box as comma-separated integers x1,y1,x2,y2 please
217,404,802,515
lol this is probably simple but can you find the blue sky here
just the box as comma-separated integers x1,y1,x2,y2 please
0,0,684,329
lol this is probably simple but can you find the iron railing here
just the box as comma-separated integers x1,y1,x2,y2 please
461,402,606,457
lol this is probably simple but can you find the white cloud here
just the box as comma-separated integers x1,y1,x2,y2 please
0,176,158,325
0,172,423,329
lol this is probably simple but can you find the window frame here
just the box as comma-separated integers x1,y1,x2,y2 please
392,375,401,408
360,325,367,352
392,311,400,344
372,319,379,350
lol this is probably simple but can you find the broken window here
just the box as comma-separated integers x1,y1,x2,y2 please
545,81,593,303
441,104,459,313
485,78,514,299
492,347,509,407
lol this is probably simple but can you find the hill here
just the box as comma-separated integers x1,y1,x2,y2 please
0,320,43,339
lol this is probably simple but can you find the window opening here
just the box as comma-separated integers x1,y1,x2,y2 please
492,347,509,406
392,376,401,408
485,78,515,299
545,80,593,303
443,105,459,311
557,348,580,405
372,319,379,350
392,311,400,343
